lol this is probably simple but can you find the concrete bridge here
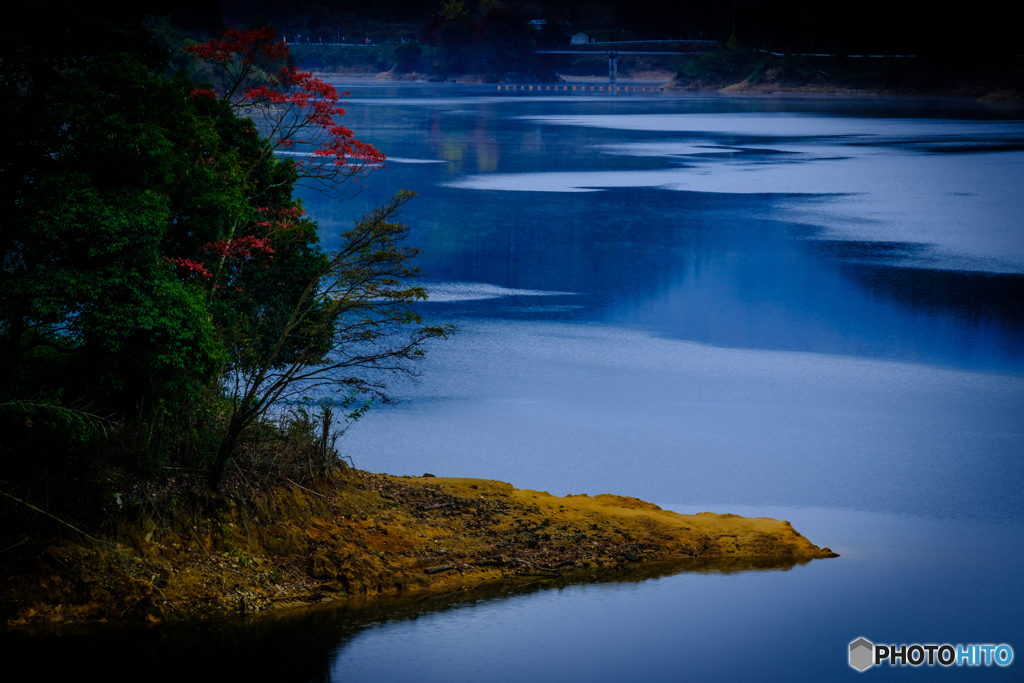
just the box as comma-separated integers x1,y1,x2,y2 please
533,40,718,81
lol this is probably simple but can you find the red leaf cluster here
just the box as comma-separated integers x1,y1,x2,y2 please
184,27,386,188
189,88,217,101
202,235,275,260
183,26,288,68
169,257,213,280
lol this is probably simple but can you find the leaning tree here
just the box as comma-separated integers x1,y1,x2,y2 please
182,27,450,489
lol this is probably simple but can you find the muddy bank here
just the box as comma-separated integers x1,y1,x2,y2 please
662,75,1023,101
662,53,1024,102
1,468,836,628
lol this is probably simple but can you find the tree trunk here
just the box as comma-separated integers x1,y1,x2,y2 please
209,422,243,491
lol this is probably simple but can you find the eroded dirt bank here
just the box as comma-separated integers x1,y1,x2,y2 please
1,468,837,627
661,75,1024,101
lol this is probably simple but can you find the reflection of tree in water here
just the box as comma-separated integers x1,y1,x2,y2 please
817,241,1024,340
305,115,1024,369
5,556,808,682
407,187,712,313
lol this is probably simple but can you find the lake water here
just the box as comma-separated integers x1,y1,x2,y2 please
18,84,1023,680
298,83,1024,680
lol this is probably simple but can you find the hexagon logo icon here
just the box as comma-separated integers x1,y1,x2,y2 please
849,637,874,671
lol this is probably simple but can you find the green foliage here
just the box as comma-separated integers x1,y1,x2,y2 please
441,0,467,20
0,8,448,508
0,400,112,443
679,48,765,82
675,49,1016,93
0,9,228,436
390,42,423,72
208,190,451,487
288,45,390,71
434,10,535,75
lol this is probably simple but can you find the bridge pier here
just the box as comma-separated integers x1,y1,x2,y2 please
608,51,618,82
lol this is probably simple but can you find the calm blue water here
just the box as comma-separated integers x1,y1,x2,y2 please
324,83,1024,519
312,84,1024,680
17,85,1022,681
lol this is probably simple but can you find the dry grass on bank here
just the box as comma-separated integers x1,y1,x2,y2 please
1,469,837,629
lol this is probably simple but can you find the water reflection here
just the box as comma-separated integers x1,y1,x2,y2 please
395,184,1024,374
3,557,811,683
7,506,1021,681
310,85,1024,525
324,507,1024,682
9,85,1023,682
305,86,1024,375
242,85,1024,680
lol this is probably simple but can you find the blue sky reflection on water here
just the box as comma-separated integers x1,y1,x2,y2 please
290,83,1024,682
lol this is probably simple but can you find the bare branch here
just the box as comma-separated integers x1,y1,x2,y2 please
207,191,453,488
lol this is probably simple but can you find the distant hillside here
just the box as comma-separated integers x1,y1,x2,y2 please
213,0,1023,56
667,49,1024,101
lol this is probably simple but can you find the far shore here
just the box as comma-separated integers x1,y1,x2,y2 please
662,77,1024,102
309,68,1023,103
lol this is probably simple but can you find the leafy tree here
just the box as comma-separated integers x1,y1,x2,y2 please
0,13,447,498
434,8,535,74
182,26,385,199
441,0,468,20
390,41,423,72
207,191,449,487
180,28,450,489
0,8,227,424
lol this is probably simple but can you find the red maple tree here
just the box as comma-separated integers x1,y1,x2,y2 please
179,29,449,492
184,27,385,198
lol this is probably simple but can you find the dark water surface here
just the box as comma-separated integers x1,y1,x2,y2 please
16,85,1024,681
